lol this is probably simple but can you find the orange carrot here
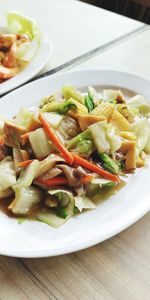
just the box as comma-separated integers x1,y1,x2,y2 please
21,131,34,145
35,176,68,186
35,174,93,186
81,174,94,184
18,159,34,168
38,113,74,165
0,136,4,145
72,154,120,183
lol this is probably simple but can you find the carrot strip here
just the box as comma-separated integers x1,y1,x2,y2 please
80,175,94,184
21,131,34,145
72,154,120,183
18,159,34,168
35,176,68,186
0,136,4,146
38,113,74,165
35,174,93,186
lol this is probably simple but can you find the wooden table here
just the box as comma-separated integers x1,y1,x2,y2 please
0,0,150,299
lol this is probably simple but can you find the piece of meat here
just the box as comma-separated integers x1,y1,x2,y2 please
35,154,65,178
40,168,62,180
4,121,25,147
3,42,18,68
0,144,9,161
0,34,16,51
0,51,5,63
16,34,30,42
58,164,87,187
0,65,19,79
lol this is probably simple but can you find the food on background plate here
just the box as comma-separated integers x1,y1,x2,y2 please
0,85,150,228
0,11,40,82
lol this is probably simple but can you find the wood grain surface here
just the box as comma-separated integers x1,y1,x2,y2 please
0,213,149,300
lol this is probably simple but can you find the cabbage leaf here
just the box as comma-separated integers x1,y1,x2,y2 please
89,121,121,154
10,186,41,215
0,157,16,190
128,95,150,116
7,11,41,41
74,196,95,212
14,160,40,189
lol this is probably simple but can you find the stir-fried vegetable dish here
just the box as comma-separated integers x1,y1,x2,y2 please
0,85,150,228
0,11,40,82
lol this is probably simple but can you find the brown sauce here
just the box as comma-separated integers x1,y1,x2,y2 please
0,170,140,221
0,196,14,217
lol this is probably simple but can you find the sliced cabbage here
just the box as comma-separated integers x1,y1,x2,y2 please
62,85,84,104
67,129,94,158
41,99,76,114
37,189,74,228
86,177,116,197
29,128,53,159
67,129,91,149
72,140,93,158
89,121,121,154
14,160,40,189
48,189,73,207
91,177,116,187
74,196,95,212
7,11,41,41
15,40,38,62
37,208,68,228
42,112,63,128
128,95,150,116
0,157,16,190
89,121,109,153
103,89,124,102
88,86,100,106
106,124,122,154
39,94,56,109
10,186,41,215
130,119,150,157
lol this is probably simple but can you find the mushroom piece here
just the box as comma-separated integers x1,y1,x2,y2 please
57,164,87,187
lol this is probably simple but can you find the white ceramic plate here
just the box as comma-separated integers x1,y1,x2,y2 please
0,69,150,258
0,27,53,95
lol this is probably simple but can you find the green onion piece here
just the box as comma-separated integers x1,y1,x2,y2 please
73,206,79,214
85,95,94,112
99,153,120,174
54,207,68,219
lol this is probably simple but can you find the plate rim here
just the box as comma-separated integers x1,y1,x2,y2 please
0,68,150,258
1,67,150,100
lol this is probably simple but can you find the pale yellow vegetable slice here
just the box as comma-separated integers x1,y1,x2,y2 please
91,102,114,120
111,110,130,132
119,140,136,169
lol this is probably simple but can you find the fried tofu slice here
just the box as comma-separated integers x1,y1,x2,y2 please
119,140,136,169
78,114,106,131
